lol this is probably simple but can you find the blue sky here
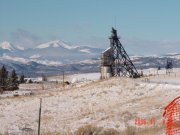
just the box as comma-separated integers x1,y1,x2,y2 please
0,0,180,54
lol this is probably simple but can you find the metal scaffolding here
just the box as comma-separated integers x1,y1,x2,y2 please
109,27,140,78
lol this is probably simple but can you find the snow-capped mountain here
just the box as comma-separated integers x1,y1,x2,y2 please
0,41,16,51
0,41,19,55
16,45,25,50
36,40,79,49
1,40,180,77
0,40,103,65
34,40,101,55
20,40,102,64
0,41,25,55
0,40,102,76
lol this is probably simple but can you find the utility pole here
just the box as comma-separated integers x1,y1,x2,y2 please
62,70,64,88
38,98,42,135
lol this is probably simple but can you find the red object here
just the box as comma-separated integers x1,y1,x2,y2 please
163,96,180,135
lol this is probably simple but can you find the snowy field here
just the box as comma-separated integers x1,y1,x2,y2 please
0,70,180,135
47,72,100,83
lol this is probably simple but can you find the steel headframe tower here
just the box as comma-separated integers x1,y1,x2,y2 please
109,27,140,78
166,60,173,74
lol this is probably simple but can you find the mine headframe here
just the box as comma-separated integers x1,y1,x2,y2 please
109,27,140,78
166,59,173,74
166,60,173,69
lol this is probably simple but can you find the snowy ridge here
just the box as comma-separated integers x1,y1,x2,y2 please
36,40,79,49
16,45,25,50
29,54,41,59
0,41,16,51
0,55,62,66
80,49,91,54
0,40,103,66
0,40,180,76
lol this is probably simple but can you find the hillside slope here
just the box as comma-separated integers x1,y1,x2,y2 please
0,71,179,134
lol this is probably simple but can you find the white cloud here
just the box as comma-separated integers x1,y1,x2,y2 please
121,38,180,55
2,28,180,55
29,54,41,59
10,29,40,48
16,45,25,50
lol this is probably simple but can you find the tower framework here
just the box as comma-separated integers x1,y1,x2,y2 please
109,28,140,78
166,60,173,74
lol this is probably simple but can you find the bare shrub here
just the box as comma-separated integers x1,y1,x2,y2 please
125,126,136,135
75,125,102,135
75,125,121,135
136,125,163,135
99,128,121,135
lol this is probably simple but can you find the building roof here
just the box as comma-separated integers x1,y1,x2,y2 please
102,47,113,55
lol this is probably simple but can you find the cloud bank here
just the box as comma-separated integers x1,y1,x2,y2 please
1,29,180,55
121,38,180,55
10,29,40,48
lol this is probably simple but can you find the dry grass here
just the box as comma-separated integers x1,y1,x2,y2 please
125,126,136,135
74,124,163,135
136,125,163,135
42,132,72,135
1,74,173,134
18,124,163,135
75,125,120,135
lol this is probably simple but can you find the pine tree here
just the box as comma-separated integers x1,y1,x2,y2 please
42,74,47,81
0,65,8,90
20,75,25,83
10,69,19,90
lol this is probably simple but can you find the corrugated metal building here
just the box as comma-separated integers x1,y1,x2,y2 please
100,47,113,79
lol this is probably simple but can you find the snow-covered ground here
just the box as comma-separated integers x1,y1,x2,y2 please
0,70,180,134
68,72,100,83
47,72,100,83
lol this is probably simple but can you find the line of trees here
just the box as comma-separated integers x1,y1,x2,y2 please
0,65,19,93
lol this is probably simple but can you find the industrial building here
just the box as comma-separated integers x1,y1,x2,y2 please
100,28,140,79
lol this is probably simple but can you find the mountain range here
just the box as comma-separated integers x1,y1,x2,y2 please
0,40,102,76
0,40,180,77
0,40,102,65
